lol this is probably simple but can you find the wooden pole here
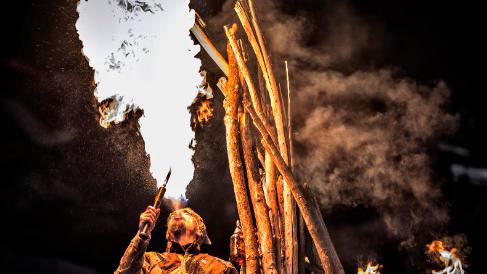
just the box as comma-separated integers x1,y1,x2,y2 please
190,23,229,77
224,42,260,274
285,60,304,274
256,29,284,274
242,90,345,274
236,3,296,272
224,24,278,148
240,110,278,274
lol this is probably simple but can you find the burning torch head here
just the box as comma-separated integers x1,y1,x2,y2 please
166,207,211,248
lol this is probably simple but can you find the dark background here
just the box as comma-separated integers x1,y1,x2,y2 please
1,0,485,273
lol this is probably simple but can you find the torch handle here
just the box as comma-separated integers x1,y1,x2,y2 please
139,186,167,240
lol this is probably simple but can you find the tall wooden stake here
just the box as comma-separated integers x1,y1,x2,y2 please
224,42,260,274
236,2,296,272
242,89,345,274
240,110,278,274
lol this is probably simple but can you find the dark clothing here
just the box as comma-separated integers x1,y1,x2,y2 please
115,232,237,274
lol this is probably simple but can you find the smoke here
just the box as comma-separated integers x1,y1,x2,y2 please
293,70,456,238
254,0,458,240
205,0,458,242
76,0,201,198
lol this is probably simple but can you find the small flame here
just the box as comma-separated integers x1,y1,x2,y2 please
190,94,214,129
357,262,380,274
190,70,214,129
196,99,213,124
98,95,136,128
427,240,465,274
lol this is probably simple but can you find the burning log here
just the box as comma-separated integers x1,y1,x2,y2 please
224,42,260,273
242,89,345,274
240,110,278,274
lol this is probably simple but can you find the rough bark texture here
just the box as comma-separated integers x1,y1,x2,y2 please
242,90,345,274
264,153,284,273
240,2,296,272
240,111,278,274
224,42,260,274
224,24,278,149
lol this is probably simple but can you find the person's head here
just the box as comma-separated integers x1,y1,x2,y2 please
166,208,211,248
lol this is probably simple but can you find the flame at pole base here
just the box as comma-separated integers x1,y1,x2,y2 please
427,240,465,274
76,0,202,198
357,262,381,274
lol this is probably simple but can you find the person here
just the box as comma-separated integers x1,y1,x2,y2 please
115,206,238,274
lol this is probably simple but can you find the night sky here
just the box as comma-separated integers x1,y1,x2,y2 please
1,1,485,273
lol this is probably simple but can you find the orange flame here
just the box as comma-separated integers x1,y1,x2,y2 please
196,99,214,125
190,94,214,129
357,262,380,274
98,96,135,128
427,240,446,253
427,240,465,274
98,98,116,128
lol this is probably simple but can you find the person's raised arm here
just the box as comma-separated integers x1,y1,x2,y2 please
114,206,160,274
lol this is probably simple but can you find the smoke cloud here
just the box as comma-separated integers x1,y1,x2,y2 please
205,0,458,242
293,69,456,237
76,0,201,198
255,0,458,240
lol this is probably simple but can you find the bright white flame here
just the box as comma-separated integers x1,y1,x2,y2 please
433,250,465,274
358,263,380,274
76,0,201,198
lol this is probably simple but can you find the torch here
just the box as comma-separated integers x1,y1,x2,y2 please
140,168,172,239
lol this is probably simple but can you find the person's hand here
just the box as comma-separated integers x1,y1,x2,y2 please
138,206,160,234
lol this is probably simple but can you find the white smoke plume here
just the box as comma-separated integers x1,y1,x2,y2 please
76,0,201,198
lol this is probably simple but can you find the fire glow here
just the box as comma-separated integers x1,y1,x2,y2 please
76,0,202,198
357,262,380,274
427,240,465,274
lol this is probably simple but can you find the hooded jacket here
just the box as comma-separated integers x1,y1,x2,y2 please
115,208,237,274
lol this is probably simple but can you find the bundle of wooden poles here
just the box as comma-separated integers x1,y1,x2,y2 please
191,1,344,273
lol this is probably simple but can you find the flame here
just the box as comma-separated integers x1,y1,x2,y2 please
428,240,447,253
357,262,380,274
190,94,214,129
196,99,214,125
98,95,136,128
77,0,202,197
190,70,214,129
427,240,465,274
